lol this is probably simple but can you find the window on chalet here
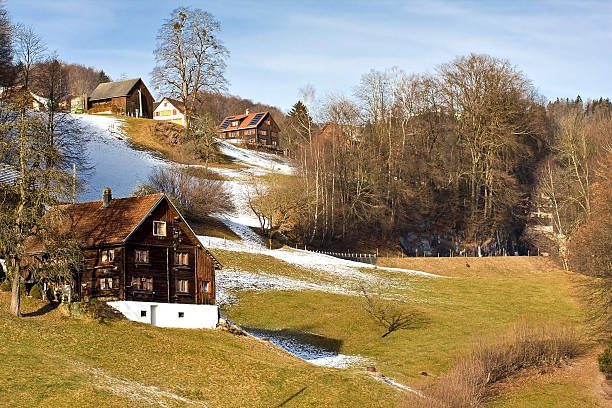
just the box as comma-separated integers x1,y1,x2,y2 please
177,279,189,293
135,249,149,264
201,281,211,293
99,277,113,290
153,221,167,237
172,109,177,115
174,252,189,266
260,130,267,136
133,277,153,291
231,120,239,127
265,119,271,125
100,249,114,264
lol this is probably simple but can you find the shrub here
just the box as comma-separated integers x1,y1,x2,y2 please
135,166,234,220
404,321,585,408
598,344,612,379
29,284,42,299
0,279,10,292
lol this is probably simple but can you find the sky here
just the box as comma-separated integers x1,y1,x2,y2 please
4,0,612,111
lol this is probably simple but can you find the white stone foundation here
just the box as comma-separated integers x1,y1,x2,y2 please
107,301,219,329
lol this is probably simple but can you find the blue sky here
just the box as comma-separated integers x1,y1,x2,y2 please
5,0,611,111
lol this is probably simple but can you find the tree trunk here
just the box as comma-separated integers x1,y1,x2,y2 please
10,268,21,316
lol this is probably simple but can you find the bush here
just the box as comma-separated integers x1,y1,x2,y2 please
404,321,584,408
598,344,612,379
29,284,42,299
135,166,234,220
0,279,10,292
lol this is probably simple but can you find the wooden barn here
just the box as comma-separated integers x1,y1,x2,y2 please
217,110,281,147
87,78,154,118
27,188,220,306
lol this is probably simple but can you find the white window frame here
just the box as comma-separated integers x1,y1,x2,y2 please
153,221,167,237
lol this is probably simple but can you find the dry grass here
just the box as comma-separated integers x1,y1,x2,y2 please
403,321,586,408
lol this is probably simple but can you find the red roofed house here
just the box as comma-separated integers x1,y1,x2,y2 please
26,188,220,328
217,109,280,147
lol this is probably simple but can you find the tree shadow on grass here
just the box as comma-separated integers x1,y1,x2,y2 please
243,326,343,357
22,301,60,317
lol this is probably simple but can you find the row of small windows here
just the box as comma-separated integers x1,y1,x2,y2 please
99,277,211,294
100,248,189,265
155,109,178,117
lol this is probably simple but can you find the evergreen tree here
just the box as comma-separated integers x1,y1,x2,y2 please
97,70,110,84
286,100,314,150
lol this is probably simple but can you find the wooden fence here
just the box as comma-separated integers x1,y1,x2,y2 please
312,250,377,265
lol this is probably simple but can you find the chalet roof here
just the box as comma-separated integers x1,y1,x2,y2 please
88,78,142,102
217,111,270,132
26,193,164,252
155,97,185,114
0,163,19,185
26,191,222,269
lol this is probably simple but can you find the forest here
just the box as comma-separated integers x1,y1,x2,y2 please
271,55,612,261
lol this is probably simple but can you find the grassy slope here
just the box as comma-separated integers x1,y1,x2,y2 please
121,116,244,169
217,254,603,406
0,294,400,407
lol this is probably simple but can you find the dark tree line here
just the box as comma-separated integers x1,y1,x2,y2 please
277,55,611,257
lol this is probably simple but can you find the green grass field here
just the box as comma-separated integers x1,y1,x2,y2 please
0,255,605,407
0,294,401,407
216,254,605,406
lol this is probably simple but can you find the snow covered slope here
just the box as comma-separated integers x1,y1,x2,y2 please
74,115,167,201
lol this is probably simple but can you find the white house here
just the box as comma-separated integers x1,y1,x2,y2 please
153,97,186,127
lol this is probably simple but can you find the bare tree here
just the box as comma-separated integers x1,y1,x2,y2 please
134,166,234,220
152,7,228,132
13,24,46,89
359,284,423,338
0,0,15,87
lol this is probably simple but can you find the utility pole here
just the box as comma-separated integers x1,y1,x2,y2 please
72,163,76,204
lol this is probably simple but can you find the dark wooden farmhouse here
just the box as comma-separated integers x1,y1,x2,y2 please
27,189,220,305
217,110,281,147
87,78,155,118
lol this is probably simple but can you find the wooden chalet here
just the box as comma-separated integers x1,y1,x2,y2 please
27,188,220,305
217,110,280,147
87,78,154,118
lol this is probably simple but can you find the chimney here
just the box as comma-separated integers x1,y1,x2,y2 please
245,108,249,115
102,187,112,208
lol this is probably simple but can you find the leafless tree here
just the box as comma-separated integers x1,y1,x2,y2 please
359,284,423,338
134,166,234,220
152,7,228,132
13,24,46,89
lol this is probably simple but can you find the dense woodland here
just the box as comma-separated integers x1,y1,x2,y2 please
275,56,612,261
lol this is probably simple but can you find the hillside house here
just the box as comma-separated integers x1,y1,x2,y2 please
26,189,221,328
153,97,185,126
87,78,154,118
0,85,49,110
217,110,280,147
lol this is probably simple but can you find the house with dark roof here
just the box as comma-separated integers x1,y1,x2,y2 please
87,78,155,118
217,110,281,147
26,188,221,325
153,97,186,126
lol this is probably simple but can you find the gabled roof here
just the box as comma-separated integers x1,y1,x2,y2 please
25,193,165,251
154,97,185,114
88,78,142,102
217,111,270,132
